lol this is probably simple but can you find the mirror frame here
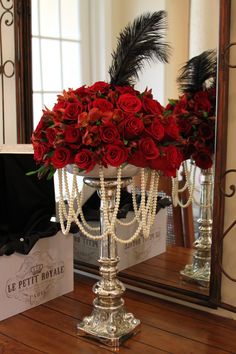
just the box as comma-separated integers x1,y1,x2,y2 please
13,0,231,306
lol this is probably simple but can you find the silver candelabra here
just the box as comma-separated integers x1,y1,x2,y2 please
180,168,213,287
77,177,140,347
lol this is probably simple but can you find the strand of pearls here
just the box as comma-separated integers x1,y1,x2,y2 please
74,179,100,231
57,165,160,244
116,177,141,227
171,162,197,208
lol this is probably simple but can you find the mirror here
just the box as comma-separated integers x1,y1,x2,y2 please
13,0,230,305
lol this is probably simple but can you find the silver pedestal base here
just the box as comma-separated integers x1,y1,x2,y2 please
180,262,210,288
77,298,140,347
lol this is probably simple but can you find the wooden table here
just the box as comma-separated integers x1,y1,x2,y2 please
0,274,236,353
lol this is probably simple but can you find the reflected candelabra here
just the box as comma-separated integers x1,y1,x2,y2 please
180,168,213,287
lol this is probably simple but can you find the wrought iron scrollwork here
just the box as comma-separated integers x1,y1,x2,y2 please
0,0,14,144
223,42,236,68
218,169,236,282
220,169,236,197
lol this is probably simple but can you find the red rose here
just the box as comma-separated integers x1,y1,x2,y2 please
74,149,97,172
117,94,142,113
194,91,211,114
192,149,213,169
100,123,120,143
128,150,148,168
122,116,144,139
51,147,72,168
198,122,214,140
88,81,110,93
93,98,113,112
45,127,57,145
139,137,159,160
33,143,49,162
173,94,189,115
64,102,83,121
73,85,89,98
115,86,137,95
64,125,81,143
149,146,183,176
143,98,163,115
165,116,180,140
103,144,128,167
145,118,164,141
177,118,192,135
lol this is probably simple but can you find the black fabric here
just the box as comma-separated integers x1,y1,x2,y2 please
0,154,57,256
77,190,171,224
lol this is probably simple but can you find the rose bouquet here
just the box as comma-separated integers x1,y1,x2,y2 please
31,11,186,179
165,88,216,169
32,83,183,179
164,50,216,170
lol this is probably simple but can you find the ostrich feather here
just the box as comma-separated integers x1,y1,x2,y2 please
109,11,171,86
177,49,217,93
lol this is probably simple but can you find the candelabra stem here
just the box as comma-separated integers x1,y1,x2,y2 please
180,168,213,287
77,177,140,347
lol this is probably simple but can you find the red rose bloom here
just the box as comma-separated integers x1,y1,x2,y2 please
149,146,183,176
145,118,164,141
143,97,163,115
198,122,214,140
46,127,60,146
51,147,71,168
194,91,211,114
173,94,189,115
100,123,120,144
165,116,180,140
74,149,97,172
64,125,81,143
117,94,142,113
102,144,128,167
93,98,113,112
139,137,159,160
128,150,148,168
33,143,49,162
122,116,144,139
89,81,110,93
64,102,83,121
192,149,213,169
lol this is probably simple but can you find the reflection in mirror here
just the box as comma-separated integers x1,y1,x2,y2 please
29,0,219,300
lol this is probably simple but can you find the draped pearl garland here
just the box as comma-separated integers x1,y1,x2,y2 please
171,161,197,208
58,165,160,244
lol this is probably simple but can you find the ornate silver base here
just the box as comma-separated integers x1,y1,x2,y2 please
77,299,140,347
180,261,211,288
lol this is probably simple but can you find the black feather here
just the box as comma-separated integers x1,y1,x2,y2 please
177,49,217,93
109,11,171,86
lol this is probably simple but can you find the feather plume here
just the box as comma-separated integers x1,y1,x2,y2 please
177,49,217,93
109,11,171,86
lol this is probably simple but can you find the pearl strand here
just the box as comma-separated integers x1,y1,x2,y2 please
171,162,197,208
58,164,160,244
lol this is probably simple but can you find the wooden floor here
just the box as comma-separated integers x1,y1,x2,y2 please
0,274,236,354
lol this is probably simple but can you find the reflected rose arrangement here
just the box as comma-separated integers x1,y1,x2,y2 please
32,81,184,178
165,89,216,170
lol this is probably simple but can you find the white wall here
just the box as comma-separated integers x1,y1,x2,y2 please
189,0,219,57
